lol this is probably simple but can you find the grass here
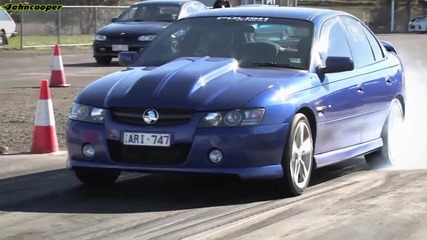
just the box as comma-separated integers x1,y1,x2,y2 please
4,34,93,50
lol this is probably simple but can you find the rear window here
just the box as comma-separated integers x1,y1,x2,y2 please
0,9,12,21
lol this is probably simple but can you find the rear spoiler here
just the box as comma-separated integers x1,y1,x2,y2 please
380,40,398,54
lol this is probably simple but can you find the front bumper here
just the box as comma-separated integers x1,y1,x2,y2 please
408,24,426,32
66,117,290,180
93,40,148,58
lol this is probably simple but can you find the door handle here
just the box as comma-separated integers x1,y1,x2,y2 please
315,105,328,112
315,102,331,112
357,83,364,94
385,76,392,86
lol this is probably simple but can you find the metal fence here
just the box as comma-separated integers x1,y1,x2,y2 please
7,2,426,49
11,6,128,49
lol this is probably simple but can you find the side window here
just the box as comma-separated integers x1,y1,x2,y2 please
317,17,352,67
360,25,385,61
339,16,375,67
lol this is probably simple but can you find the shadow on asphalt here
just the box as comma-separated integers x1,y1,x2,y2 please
63,62,121,67
0,158,368,214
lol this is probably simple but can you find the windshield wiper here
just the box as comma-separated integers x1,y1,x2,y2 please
241,62,304,70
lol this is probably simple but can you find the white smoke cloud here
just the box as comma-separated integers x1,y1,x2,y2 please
383,36,427,169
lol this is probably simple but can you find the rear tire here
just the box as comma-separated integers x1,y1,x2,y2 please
74,167,121,186
276,113,314,197
365,98,405,169
95,56,112,65
0,29,8,45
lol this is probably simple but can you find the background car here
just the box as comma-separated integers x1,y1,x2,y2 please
408,15,427,33
0,8,16,45
92,0,208,65
67,7,405,197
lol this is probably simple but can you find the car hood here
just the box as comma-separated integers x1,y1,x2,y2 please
76,57,307,111
97,21,171,36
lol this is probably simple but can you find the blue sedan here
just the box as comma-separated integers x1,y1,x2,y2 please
66,7,405,197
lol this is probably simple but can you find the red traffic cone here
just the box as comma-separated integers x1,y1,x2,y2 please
49,44,70,87
31,80,59,154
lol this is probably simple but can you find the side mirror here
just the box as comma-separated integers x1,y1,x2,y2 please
111,17,118,23
118,51,137,66
380,40,398,54
317,56,354,75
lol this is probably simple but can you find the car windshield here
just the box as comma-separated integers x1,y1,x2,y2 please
116,4,180,22
132,17,314,70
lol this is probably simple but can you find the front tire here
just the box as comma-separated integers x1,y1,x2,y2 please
74,167,121,187
277,113,314,197
365,98,405,169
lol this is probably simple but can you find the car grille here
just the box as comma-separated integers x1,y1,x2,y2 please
107,36,139,41
107,140,191,166
110,107,194,126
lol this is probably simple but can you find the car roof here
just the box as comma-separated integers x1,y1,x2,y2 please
189,6,350,21
133,0,196,6
237,4,278,7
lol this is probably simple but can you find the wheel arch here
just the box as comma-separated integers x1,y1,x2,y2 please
295,106,318,169
395,93,406,117
295,106,317,143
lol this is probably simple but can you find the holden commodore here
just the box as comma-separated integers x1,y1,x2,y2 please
67,7,405,197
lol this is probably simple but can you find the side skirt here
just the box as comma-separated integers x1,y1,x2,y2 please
314,138,383,168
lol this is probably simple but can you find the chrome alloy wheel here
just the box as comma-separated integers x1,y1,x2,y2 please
289,120,313,189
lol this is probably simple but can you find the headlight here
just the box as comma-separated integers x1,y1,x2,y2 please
200,108,265,127
94,35,106,41
69,103,105,124
138,35,156,41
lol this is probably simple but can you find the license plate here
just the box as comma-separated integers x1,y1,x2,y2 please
112,44,128,51
122,132,171,147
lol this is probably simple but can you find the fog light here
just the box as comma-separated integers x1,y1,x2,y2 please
82,144,95,158
208,149,223,164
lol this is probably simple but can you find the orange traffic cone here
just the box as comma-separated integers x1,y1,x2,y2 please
49,44,70,87
31,80,58,154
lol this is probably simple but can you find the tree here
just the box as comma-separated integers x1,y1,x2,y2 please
420,0,427,14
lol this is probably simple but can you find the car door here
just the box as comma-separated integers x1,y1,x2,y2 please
314,16,365,154
340,16,395,142
339,16,397,143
